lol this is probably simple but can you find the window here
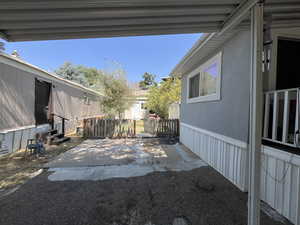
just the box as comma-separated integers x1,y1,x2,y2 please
189,73,200,98
187,52,222,103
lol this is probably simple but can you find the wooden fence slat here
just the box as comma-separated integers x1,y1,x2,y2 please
83,118,180,138
143,118,180,137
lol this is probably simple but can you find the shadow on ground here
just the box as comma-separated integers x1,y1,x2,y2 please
0,166,291,225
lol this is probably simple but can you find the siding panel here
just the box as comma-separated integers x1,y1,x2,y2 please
261,146,300,225
180,122,248,191
181,124,300,224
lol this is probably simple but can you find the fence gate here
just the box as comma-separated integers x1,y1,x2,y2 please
144,119,180,137
83,119,136,138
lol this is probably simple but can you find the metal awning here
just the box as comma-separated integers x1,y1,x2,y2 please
0,0,300,41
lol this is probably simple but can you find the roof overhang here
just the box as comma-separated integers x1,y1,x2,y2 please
0,0,300,42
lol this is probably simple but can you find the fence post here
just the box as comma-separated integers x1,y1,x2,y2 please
104,119,107,137
133,120,136,137
177,119,180,136
83,119,86,138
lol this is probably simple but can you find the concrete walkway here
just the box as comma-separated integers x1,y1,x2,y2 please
46,138,207,181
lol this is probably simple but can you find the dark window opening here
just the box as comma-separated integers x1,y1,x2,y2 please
35,79,51,125
276,38,300,90
189,74,200,98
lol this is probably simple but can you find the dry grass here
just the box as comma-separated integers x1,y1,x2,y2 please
0,135,84,190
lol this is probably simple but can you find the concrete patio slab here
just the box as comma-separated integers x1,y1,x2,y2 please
46,138,207,181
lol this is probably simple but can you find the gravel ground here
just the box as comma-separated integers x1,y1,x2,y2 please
0,166,291,225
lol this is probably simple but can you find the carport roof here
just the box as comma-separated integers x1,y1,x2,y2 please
0,0,300,42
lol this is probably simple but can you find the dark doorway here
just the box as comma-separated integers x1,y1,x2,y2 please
35,79,51,125
276,38,300,90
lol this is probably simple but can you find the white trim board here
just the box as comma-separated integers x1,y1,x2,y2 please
0,124,51,134
180,122,248,149
0,125,35,134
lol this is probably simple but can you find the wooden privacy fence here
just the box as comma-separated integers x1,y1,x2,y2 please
83,118,136,138
144,119,180,137
83,118,180,138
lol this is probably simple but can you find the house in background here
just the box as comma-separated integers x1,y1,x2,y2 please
124,88,148,120
168,102,180,119
172,27,300,224
0,52,104,154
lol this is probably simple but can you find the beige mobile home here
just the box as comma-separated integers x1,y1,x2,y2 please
0,53,104,154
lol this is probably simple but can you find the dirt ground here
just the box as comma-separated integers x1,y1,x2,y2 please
0,138,292,225
0,136,84,191
0,167,290,225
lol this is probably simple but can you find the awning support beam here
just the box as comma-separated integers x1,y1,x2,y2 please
248,2,264,225
218,0,258,36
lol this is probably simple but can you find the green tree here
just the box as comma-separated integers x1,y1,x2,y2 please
55,61,134,118
100,68,134,118
80,67,104,88
146,77,181,118
139,72,157,89
55,62,88,86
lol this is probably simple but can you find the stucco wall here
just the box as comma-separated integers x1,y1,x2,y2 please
180,30,251,142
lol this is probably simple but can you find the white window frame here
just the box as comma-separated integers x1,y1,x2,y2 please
186,52,222,104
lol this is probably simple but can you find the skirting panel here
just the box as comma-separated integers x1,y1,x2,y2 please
180,122,249,192
0,117,90,155
0,124,50,154
261,146,300,225
180,123,300,223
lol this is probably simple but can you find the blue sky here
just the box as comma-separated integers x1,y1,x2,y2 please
2,33,201,83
